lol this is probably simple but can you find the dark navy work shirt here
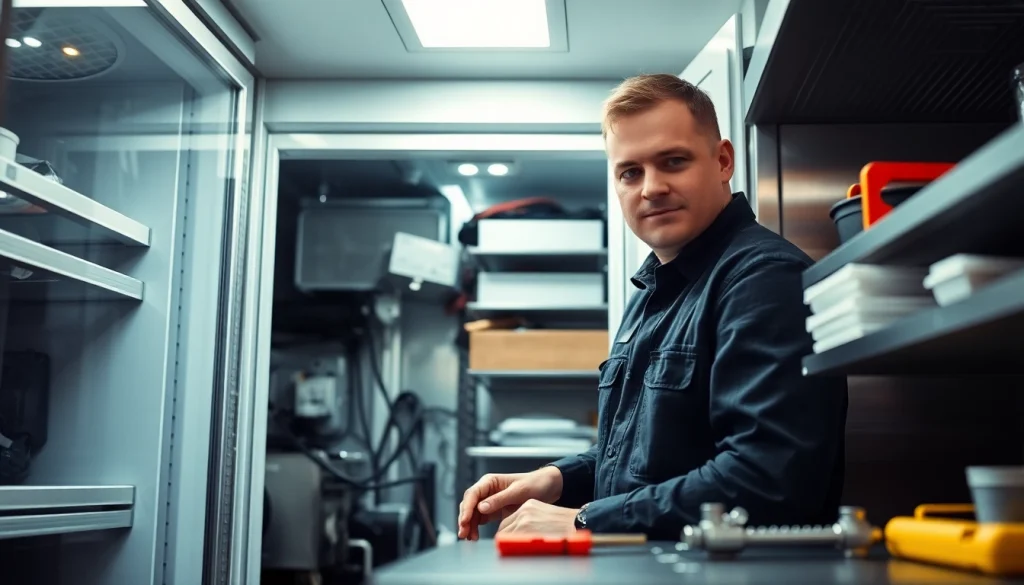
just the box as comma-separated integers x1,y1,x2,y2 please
550,193,848,540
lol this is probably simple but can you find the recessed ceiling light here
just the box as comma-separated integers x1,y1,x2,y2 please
487,163,510,176
400,0,550,48
5,38,21,48
22,37,42,48
62,46,80,57
457,163,479,177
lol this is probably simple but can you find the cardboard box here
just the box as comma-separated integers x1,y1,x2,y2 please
469,329,609,371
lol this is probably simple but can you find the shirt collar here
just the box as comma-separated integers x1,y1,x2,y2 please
631,192,754,289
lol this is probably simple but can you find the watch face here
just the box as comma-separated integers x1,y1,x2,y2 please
575,506,588,529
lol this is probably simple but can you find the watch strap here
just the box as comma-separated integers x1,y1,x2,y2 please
574,502,590,529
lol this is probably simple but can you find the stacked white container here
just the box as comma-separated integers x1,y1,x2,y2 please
804,264,935,353
923,254,1024,306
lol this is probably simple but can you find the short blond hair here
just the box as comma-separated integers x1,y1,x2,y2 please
601,74,721,141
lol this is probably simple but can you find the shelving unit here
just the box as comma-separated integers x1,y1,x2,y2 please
456,213,609,502
465,302,608,320
745,0,1024,126
803,267,1024,376
0,155,151,246
465,446,582,459
744,0,1024,532
0,2,254,582
0,229,145,301
794,125,1024,375
0,485,135,540
469,370,598,382
0,152,152,302
802,125,1024,289
467,247,607,272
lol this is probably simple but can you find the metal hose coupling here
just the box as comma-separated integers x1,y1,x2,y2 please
680,503,881,559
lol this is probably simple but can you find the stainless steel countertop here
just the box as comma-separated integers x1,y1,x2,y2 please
371,541,1024,585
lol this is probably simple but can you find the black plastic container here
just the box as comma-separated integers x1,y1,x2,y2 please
829,186,921,244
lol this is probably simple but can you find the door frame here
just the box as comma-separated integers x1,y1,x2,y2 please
243,131,607,579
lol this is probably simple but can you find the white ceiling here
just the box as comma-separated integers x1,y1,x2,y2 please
280,157,607,210
228,0,744,79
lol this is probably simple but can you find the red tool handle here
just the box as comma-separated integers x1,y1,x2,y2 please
859,161,955,229
495,531,594,556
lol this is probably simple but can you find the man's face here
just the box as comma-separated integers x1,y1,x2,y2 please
606,100,735,263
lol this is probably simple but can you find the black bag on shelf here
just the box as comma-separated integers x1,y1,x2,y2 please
0,350,50,485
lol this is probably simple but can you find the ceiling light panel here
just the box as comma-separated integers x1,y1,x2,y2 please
383,0,568,53
403,0,548,48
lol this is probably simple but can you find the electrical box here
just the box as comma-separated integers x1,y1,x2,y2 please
294,197,448,292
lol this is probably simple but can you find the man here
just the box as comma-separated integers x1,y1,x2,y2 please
457,74,848,541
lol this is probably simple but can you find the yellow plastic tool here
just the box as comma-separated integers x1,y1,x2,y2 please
885,504,1024,577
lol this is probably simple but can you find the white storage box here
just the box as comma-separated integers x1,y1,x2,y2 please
804,264,930,315
806,295,934,342
476,272,604,307
923,254,1024,306
813,323,881,354
476,219,604,253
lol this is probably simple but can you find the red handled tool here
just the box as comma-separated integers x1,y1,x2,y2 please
495,530,648,556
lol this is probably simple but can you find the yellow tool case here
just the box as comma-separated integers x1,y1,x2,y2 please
885,504,1024,577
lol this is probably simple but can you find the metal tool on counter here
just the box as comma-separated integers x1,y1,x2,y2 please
679,503,882,558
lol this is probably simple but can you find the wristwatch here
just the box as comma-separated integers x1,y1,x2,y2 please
574,503,590,530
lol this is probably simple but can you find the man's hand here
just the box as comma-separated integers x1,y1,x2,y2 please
457,467,563,541
497,499,578,535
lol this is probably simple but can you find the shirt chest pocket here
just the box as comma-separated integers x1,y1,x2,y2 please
596,356,626,446
628,349,703,481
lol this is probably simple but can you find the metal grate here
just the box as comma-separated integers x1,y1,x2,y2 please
9,9,121,81
749,0,1024,124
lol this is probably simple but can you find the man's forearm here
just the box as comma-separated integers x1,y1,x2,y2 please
577,436,841,539
547,445,598,508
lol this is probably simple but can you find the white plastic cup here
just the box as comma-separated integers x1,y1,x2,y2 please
966,466,1024,523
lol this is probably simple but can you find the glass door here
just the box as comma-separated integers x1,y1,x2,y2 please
0,1,255,583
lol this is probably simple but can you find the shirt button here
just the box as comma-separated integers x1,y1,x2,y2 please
606,447,616,458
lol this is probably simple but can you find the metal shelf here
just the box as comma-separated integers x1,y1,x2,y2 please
0,155,150,246
802,125,1024,289
0,485,135,511
469,369,598,381
0,485,135,540
802,268,1024,377
468,248,607,272
465,446,584,459
0,228,144,301
745,0,1024,124
0,510,133,540
466,303,607,321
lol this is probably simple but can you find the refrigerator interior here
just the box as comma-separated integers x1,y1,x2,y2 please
0,4,238,584
263,154,608,572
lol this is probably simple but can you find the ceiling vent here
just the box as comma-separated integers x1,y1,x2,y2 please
8,9,124,82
